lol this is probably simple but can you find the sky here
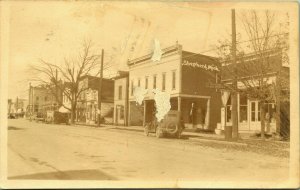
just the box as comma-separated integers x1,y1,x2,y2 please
4,1,290,99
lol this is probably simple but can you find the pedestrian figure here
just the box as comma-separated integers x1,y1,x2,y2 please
189,102,196,126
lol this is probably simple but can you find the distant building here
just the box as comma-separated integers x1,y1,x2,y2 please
112,71,129,126
127,43,221,131
76,75,114,124
28,83,62,117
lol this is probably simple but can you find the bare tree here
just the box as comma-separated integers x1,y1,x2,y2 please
29,40,114,124
215,10,289,139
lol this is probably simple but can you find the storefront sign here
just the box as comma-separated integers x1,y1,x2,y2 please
182,60,220,72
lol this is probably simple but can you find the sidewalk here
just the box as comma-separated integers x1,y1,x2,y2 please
74,122,252,146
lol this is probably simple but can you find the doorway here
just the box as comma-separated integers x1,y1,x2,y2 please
249,101,261,131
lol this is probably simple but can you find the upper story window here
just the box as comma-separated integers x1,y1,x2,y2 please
145,77,148,89
153,75,157,89
162,73,166,91
131,80,134,96
172,70,176,90
45,96,48,101
138,78,141,87
118,85,122,100
36,96,39,101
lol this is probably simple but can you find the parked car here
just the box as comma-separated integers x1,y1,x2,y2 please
144,110,184,138
8,113,16,119
34,112,45,122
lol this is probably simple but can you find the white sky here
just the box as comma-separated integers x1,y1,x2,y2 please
5,1,290,99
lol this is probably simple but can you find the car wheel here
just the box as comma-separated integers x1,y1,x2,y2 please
166,121,178,135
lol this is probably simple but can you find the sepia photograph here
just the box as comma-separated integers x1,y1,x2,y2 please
0,0,299,188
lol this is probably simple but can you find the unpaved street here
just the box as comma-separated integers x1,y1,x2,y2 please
8,119,289,181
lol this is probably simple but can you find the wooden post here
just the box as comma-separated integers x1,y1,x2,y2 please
97,49,104,127
205,98,211,129
178,96,181,111
231,9,239,140
143,100,147,127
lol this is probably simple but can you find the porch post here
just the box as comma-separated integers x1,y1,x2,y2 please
178,96,181,111
204,98,211,129
143,100,146,127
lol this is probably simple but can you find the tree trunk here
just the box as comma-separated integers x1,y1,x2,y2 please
260,101,266,140
70,108,76,124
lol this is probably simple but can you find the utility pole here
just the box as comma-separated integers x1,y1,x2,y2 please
231,9,239,140
97,49,104,127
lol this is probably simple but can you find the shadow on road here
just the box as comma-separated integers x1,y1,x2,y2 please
8,169,117,180
8,126,25,130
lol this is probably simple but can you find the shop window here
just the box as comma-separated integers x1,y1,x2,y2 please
153,75,157,89
120,106,124,120
251,101,256,122
226,95,231,122
162,73,166,91
239,94,247,123
265,102,276,123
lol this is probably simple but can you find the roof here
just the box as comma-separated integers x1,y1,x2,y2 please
127,44,181,66
221,51,284,81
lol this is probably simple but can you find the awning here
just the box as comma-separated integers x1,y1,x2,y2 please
58,106,70,113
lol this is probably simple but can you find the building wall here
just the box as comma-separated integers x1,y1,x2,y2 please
129,52,181,100
114,77,128,125
181,52,220,96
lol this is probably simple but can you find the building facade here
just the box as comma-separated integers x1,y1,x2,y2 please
113,71,129,126
219,50,290,135
28,84,61,117
127,44,221,131
76,75,114,124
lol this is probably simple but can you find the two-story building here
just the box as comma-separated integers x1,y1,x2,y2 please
28,83,61,117
76,75,114,124
127,43,221,131
219,50,290,136
113,71,129,126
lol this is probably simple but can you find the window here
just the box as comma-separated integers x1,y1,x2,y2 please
251,101,256,122
153,75,157,89
45,96,48,101
131,80,134,96
36,96,39,101
239,94,247,123
145,77,148,89
162,73,166,91
118,85,122,100
172,70,176,90
138,78,141,87
226,95,231,122
264,102,276,123
120,106,124,120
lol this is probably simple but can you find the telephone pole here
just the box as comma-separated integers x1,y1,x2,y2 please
231,9,239,140
97,49,104,127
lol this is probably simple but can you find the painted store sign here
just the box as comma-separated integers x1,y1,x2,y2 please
182,60,220,72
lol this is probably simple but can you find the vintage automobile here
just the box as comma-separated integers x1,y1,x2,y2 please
144,110,184,138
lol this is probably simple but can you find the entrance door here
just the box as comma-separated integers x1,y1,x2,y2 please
249,101,261,131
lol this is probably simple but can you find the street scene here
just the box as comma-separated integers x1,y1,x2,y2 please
8,118,289,181
2,0,297,188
